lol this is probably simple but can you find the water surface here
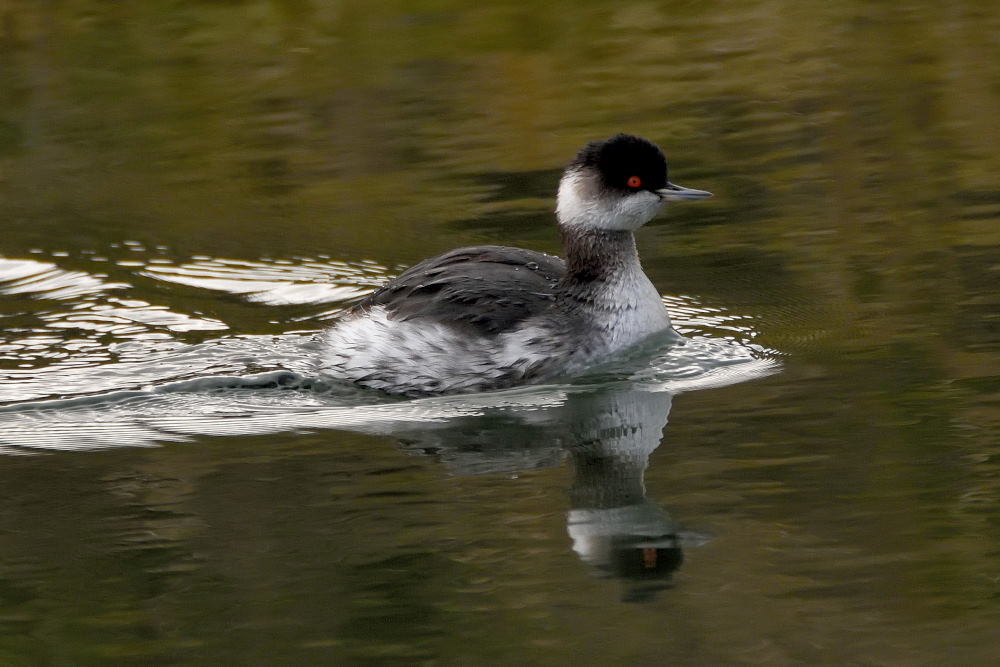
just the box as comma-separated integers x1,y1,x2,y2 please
1,1,999,664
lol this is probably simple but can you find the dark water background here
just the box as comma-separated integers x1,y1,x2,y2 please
1,1,999,664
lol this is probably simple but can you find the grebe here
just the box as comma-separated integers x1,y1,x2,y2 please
321,134,711,395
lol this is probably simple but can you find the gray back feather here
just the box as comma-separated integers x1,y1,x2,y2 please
353,245,565,336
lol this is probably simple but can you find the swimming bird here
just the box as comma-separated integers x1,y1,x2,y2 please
321,134,711,395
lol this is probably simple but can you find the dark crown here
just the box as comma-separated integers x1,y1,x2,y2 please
569,134,669,192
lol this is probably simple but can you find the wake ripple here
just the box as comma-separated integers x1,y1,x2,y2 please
0,337,780,454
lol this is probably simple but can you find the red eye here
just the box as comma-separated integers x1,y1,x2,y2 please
627,175,642,188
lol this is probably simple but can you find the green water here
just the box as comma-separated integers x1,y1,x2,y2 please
1,1,999,664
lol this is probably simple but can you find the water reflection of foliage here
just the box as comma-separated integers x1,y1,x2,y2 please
0,3,996,659
1,2,997,257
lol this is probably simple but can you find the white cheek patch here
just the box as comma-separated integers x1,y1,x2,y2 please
557,172,663,231
608,190,663,230
556,172,599,228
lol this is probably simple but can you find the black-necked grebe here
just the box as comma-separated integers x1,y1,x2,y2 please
321,134,711,395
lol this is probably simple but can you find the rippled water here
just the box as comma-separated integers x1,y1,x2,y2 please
1,1,999,665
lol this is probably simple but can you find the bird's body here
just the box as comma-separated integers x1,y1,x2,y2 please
321,134,711,396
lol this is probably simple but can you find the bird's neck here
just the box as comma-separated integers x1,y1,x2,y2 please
556,225,673,342
559,226,641,291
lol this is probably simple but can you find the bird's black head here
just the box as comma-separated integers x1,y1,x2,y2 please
570,133,669,195
557,133,711,231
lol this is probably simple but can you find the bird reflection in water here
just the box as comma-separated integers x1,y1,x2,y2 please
1,362,736,602
393,386,694,603
562,390,688,602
